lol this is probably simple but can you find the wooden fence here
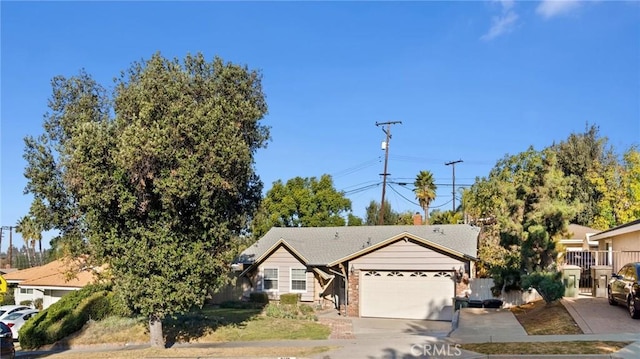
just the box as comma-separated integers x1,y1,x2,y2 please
467,277,542,308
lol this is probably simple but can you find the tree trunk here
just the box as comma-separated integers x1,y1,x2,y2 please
149,314,165,348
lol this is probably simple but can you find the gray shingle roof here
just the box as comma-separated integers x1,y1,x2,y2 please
239,224,480,266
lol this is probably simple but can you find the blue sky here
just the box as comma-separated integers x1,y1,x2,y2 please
1,1,639,252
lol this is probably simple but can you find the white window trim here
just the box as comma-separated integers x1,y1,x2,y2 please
262,267,279,292
290,268,307,293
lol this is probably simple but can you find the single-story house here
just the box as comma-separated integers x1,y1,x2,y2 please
236,224,480,321
591,218,640,271
560,224,600,251
2,259,98,309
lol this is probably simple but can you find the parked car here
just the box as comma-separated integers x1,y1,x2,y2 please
608,262,640,319
0,321,15,358
1,309,39,340
0,305,31,321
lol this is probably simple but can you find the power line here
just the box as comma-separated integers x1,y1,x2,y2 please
332,157,381,178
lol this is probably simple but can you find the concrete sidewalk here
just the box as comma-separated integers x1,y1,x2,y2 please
448,303,640,359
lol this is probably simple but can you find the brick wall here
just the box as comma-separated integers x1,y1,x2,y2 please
347,270,360,317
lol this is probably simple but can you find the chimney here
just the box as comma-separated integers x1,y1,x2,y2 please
413,212,423,225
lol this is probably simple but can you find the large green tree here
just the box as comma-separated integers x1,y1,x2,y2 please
22,52,270,347
413,170,437,224
251,174,352,238
589,146,640,228
465,147,576,293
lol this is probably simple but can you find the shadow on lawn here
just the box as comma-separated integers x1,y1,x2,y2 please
163,308,262,346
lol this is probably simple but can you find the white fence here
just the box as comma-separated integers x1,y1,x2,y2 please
467,278,542,308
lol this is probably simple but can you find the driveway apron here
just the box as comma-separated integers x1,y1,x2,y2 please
561,296,640,334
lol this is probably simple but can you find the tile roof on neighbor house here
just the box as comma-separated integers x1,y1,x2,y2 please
239,224,481,266
2,259,97,288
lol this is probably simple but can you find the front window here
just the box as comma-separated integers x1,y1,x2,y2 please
291,268,307,292
263,268,278,291
20,288,33,294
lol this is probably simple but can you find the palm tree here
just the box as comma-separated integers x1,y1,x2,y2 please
15,216,43,266
413,170,437,224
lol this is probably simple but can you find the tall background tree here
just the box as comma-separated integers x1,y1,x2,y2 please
14,216,43,266
251,174,353,238
413,170,437,224
22,52,270,348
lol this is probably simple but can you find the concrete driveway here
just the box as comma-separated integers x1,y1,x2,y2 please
562,296,640,334
313,315,469,359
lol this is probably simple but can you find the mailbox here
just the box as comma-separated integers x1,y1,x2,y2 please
562,265,581,298
591,265,612,298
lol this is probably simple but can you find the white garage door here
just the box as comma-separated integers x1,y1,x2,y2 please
360,270,454,321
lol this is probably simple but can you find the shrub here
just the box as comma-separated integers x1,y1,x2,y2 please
299,303,314,316
279,293,300,305
521,271,565,304
19,284,113,349
249,292,269,305
264,303,297,319
1,290,15,305
34,298,43,310
20,300,34,307
263,302,316,321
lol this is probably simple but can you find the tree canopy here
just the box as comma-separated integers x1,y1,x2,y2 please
22,52,270,347
413,170,437,224
464,125,639,295
251,174,353,238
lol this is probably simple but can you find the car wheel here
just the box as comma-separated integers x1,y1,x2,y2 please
608,288,616,305
628,296,640,319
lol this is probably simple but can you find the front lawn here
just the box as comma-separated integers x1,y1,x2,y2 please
461,341,631,355
510,299,583,335
63,305,331,346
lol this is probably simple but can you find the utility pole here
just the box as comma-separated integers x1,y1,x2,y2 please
376,121,402,225
445,160,463,212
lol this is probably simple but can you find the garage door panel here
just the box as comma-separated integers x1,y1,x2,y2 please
360,271,453,321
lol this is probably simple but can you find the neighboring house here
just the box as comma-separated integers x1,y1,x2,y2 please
591,218,640,271
2,259,98,309
560,224,600,251
236,224,480,321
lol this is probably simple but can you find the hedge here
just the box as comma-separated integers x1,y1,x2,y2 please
19,284,114,349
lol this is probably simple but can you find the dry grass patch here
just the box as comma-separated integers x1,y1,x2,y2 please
65,317,148,346
38,346,336,359
510,300,582,335
461,341,631,355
